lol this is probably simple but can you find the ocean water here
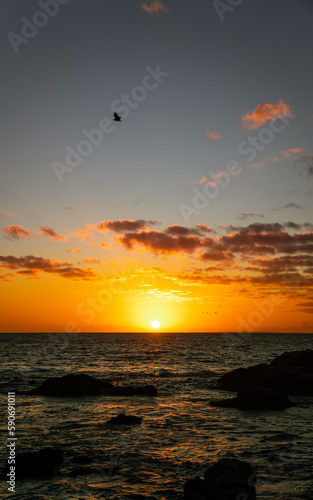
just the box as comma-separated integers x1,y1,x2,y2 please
1,332,313,500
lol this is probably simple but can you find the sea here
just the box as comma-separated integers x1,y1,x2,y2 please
1,332,313,500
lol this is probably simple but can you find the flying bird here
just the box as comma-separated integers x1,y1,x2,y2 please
113,112,122,122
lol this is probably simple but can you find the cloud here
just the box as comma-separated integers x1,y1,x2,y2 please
281,148,303,158
3,225,32,240
83,258,101,264
204,130,221,142
65,206,78,212
188,176,217,186
66,248,81,253
114,222,313,266
116,229,205,255
237,213,265,220
0,255,97,280
272,203,304,211
131,197,145,206
189,176,208,184
71,225,94,242
39,226,68,241
247,161,263,169
296,154,313,177
0,210,27,219
242,100,293,129
96,219,159,233
141,0,168,14
0,210,17,218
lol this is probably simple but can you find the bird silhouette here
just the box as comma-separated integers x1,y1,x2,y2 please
113,112,122,122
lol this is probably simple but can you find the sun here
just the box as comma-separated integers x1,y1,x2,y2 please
151,320,160,329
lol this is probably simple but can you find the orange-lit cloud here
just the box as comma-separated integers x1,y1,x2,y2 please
188,176,217,186
204,130,221,142
141,0,168,14
281,148,303,158
71,225,94,242
115,222,313,266
189,176,208,184
83,258,101,264
247,161,263,169
0,255,97,280
3,225,32,240
66,248,81,253
39,226,68,241
0,210,16,217
96,219,159,233
242,100,293,129
66,206,78,212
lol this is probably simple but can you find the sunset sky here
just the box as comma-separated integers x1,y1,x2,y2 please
1,0,313,333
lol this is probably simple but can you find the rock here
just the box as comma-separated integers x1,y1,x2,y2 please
2,447,63,479
24,374,157,397
71,454,93,464
107,413,142,425
217,349,313,395
184,458,256,500
211,384,294,410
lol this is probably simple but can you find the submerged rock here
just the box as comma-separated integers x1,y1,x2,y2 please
184,458,256,500
24,373,157,397
211,384,294,410
107,413,142,425
218,349,313,395
2,447,63,479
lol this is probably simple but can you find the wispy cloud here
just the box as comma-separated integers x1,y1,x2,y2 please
2,225,32,240
204,130,221,142
272,202,304,211
237,213,265,220
39,226,68,241
247,161,263,169
66,248,81,253
141,0,168,15
83,258,101,264
188,176,217,186
296,154,313,177
281,148,303,158
189,176,209,184
242,100,293,129
71,225,94,242
65,206,78,212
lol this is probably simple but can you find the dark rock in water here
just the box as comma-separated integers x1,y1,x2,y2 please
2,447,63,478
184,458,256,500
71,454,93,464
218,349,313,395
69,466,109,477
107,413,142,425
24,374,157,397
211,384,294,410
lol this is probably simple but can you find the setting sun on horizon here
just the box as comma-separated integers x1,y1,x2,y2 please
151,320,161,329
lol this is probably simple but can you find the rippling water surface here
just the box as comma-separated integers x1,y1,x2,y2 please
1,332,313,499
